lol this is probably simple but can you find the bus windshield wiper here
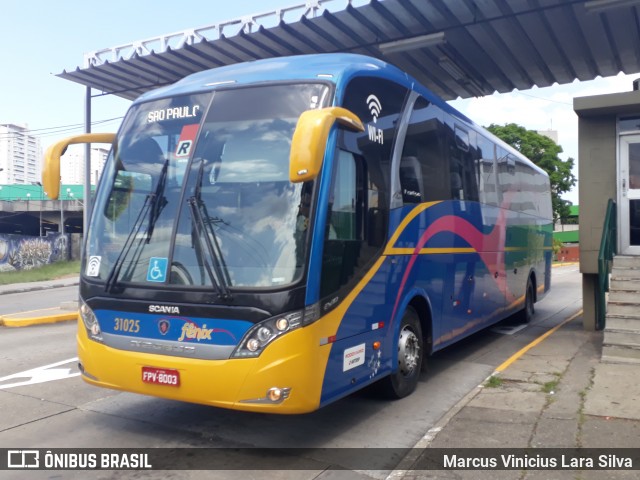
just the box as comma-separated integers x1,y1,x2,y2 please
104,159,169,293
104,192,152,293
145,159,169,240
188,158,232,300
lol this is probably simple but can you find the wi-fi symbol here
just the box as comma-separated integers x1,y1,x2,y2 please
86,256,101,277
367,95,382,123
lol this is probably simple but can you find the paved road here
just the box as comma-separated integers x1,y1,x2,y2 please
0,285,77,315
0,265,582,479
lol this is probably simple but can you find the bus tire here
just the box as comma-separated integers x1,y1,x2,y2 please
519,278,535,324
378,307,423,399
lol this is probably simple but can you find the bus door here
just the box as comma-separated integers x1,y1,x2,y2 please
317,76,407,400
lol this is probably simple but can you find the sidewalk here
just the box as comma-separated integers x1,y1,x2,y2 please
0,275,79,296
398,313,640,479
0,276,79,327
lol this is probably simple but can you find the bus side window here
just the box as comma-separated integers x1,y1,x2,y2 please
477,135,498,207
399,156,423,204
320,151,365,298
515,161,538,216
328,150,361,241
400,97,448,204
497,147,516,202
448,125,479,202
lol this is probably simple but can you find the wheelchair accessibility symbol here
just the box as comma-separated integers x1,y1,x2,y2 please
146,257,168,283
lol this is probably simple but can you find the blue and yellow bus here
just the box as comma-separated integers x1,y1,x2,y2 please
43,54,552,413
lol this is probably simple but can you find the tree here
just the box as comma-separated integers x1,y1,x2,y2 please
486,123,576,223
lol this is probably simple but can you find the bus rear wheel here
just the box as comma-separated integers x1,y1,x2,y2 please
378,307,423,399
519,279,535,324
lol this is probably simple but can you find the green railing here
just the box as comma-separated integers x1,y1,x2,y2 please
596,199,617,330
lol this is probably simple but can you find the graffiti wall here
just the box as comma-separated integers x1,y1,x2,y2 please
0,234,69,272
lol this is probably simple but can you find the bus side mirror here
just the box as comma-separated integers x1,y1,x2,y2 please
289,107,364,183
43,133,116,199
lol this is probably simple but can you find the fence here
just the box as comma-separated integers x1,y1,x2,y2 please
0,233,70,272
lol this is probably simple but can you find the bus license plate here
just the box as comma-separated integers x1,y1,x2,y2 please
142,367,180,387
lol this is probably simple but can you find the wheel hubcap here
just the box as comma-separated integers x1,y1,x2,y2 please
398,326,420,375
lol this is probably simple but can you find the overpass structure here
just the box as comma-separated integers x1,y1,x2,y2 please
0,185,86,235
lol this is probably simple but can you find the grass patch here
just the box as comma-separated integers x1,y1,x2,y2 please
485,375,503,388
542,379,559,394
0,261,81,285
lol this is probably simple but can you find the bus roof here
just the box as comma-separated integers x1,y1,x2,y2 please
135,53,471,122
134,52,545,177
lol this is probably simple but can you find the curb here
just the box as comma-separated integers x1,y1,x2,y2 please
386,374,487,480
0,280,79,296
552,262,579,268
385,308,584,480
0,309,78,328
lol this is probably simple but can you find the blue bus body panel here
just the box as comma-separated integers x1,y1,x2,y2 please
318,200,551,407
97,310,253,346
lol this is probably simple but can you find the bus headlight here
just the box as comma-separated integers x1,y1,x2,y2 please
232,308,309,358
275,317,289,331
80,300,103,343
257,326,272,342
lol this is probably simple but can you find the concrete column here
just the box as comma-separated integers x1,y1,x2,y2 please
582,273,598,331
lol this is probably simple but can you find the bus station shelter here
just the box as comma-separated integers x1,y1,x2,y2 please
55,0,640,330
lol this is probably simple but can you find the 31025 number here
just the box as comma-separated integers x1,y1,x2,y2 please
114,317,140,333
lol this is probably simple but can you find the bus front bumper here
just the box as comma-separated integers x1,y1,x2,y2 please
77,321,328,414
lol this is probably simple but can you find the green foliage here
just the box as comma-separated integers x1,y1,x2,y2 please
106,172,135,220
0,260,80,285
487,123,576,222
552,237,563,258
542,380,559,394
485,375,503,388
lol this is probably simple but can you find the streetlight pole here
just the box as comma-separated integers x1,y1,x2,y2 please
26,192,32,236
39,190,43,236
60,183,64,235
63,188,72,234
32,181,43,236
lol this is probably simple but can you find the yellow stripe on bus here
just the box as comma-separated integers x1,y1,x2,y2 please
385,247,477,255
384,201,441,255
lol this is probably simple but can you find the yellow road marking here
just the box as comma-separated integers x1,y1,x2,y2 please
494,309,583,373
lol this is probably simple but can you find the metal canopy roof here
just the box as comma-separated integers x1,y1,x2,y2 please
58,0,640,102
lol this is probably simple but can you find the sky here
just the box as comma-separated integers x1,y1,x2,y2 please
2,0,638,205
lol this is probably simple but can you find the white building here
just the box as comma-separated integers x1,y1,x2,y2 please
537,129,559,144
0,123,42,184
60,145,109,185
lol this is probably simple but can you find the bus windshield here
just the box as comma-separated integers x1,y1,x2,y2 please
85,83,330,290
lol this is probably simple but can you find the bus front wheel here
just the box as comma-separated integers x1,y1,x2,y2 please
378,307,423,399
